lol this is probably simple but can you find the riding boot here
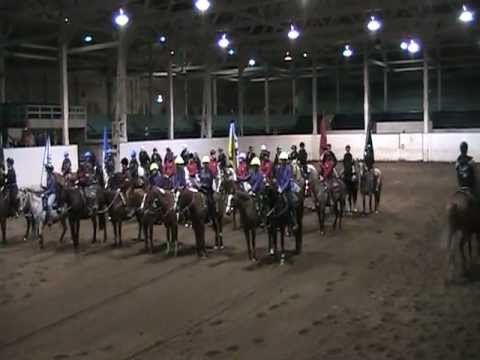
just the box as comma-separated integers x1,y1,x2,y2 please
291,207,298,232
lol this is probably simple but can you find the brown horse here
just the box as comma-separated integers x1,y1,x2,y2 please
175,188,207,257
358,162,382,214
143,186,178,255
225,179,260,261
446,188,480,278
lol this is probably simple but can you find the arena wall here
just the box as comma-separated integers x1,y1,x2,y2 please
119,132,480,163
3,145,78,189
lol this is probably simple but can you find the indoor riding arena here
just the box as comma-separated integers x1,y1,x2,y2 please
1,1,480,360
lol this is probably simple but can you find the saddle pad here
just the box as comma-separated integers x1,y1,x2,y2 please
187,187,199,193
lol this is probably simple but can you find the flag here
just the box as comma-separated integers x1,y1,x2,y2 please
319,115,327,159
227,120,238,168
364,127,375,167
102,127,109,187
40,134,52,187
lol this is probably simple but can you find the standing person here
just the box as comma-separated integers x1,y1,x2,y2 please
289,145,298,161
164,147,175,178
246,146,256,166
298,142,308,178
151,148,162,170
104,149,116,177
41,163,57,225
4,158,19,216
343,145,356,210
275,152,297,230
260,144,269,160
209,149,218,178
61,152,72,177
120,158,129,177
273,146,282,167
199,156,215,224
456,141,476,194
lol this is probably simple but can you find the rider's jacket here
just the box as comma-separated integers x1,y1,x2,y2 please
139,151,150,169
249,169,264,194
260,159,273,178
276,164,292,192
61,158,71,175
187,159,198,177
149,172,170,189
298,149,308,166
44,173,57,196
151,153,162,167
246,151,256,165
289,150,298,161
218,153,227,171
321,159,334,179
199,167,214,193
343,153,354,179
164,159,175,177
456,154,476,190
129,158,139,178
236,162,249,181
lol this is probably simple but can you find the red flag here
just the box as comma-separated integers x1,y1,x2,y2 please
319,115,327,159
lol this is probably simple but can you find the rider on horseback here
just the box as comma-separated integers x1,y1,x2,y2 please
129,150,139,180
236,153,250,191
173,156,187,189
217,148,227,175
249,157,265,222
246,146,256,166
456,141,477,198
139,147,150,175
164,148,175,179
289,145,298,161
275,152,298,231
104,149,116,179
151,148,162,171
42,163,57,225
260,148,273,179
149,163,171,189
199,156,215,224
4,158,19,217
121,157,129,177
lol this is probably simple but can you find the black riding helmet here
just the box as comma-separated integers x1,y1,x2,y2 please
460,141,468,154
6,158,14,165
299,142,305,148
121,157,129,166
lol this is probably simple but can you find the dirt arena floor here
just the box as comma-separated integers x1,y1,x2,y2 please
1,162,480,360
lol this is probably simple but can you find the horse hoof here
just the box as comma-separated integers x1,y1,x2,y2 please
269,248,275,256
23,237,27,242
375,211,379,214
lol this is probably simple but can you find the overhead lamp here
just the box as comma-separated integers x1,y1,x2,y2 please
170,50,175,56
228,48,235,56
303,52,308,58
367,16,382,32
64,17,70,24
159,35,167,43
156,95,164,104
407,39,420,54
288,24,300,40
400,41,408,50
248,58,256,66
284,51,292,61
218,33,230,49
459,4,474,23
83,34,93,43
195,0,211,12
114,8,130,27
342,44,353,58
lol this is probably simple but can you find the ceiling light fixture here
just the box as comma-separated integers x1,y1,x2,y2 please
342,44,353,58
459,4,474,23
248,58,256,66
367,16,382,32
114,8,130,27
83,34,93,43
159,35,167,43
218,33,230,49
195,0,211,12
228,48,235,56
288,24,300,40
284,51,292,61
407,39,420,54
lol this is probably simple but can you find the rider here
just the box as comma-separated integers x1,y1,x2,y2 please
246,146,256,166
209,149,218,178
343,145,355,181
149,163,171,189
249,157,265,220
456,141,476,196
217,148,227,175
298,142,308,178
236,153,250,190
180,144,190,164
4,158,19,216
275,151,298,231
61,152,72,177
151,148,162,171
83,152,94,177
172,156,187,190
139,147,150,174
129,150,139,181
260,144,269,160
187,154,199,187
104,149,116,177
42,163,57,226
121,157,129,177
273,146,282,167
289,145,298,161
164,147,176,178
199,156,215,224
260,149,273,179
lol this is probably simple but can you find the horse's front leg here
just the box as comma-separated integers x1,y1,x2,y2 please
1,218,6,245
280,225,285,265
244,229,252,260
143,222,149,251
24,216,31,241
137,215,142,242
118,221,123,247
460,234,469,276
165,225,171,255
112,220,118,247
332,201,338,230
59,217,67,243
91,216,97,244
173,225,178,257
251,229,257,261
362,195,366,215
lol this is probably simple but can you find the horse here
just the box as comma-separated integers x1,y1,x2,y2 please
446,183,480,278
60,183,107,249
175,188,207,257
218,167,238,230
264,183,290,263
358,161,382,214
0,189,10,245
225,179,259,261
143,186,178,255
17,189,68,248
341,160,359,213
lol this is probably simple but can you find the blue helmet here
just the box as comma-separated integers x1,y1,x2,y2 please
84,151,92,158
130,150,136,157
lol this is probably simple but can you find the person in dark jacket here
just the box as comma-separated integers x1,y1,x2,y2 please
275,152,297,230
199,156,215,224
217,148,227,173
129,150,139,180
4,158,19,216
151,148,162,170
42,163,57,225
289,145,298,161
327,144,338,168
246,146,256,166
298,142,308,178
172,156,187,190
61,152,72,176
456,141,476,195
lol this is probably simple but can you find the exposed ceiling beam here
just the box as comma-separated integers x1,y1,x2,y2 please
68,42,118,54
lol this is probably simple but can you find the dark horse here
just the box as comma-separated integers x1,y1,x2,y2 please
60,183,106,249
358,162,382,214
175,188,207,257
264,180,305,264
225,179,259,261
446,185,480,279
143,186,178,255
342,160,359,213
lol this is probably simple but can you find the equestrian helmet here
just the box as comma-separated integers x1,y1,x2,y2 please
64,151,69,158
175,156,184,165
261,144,267,151
250,157,261,166
6,157,14,165
279,151,289,160
150,163,159,171
84,151,92,158
201,155,210,164
121,157,129,166
130,150,136,157
45,163,54,170
460,141,468,153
